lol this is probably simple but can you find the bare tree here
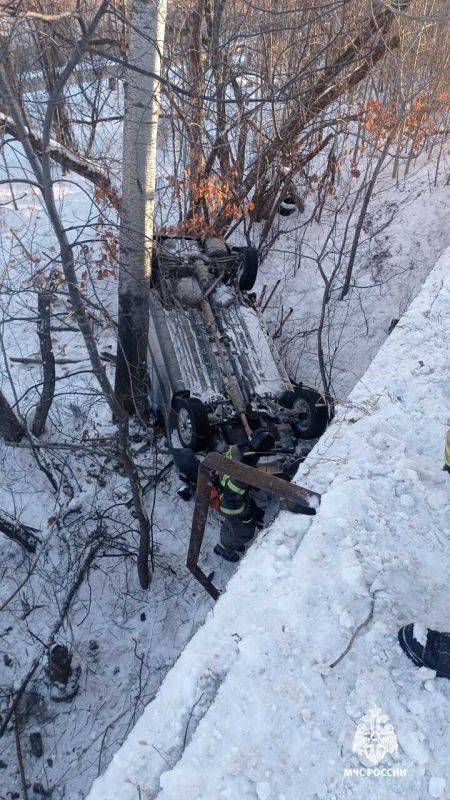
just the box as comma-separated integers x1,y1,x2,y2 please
0,4,153,590
115,0,168,415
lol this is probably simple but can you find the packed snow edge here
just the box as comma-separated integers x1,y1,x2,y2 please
86,247,450,800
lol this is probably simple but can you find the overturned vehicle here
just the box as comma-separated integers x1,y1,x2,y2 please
148,236,333,474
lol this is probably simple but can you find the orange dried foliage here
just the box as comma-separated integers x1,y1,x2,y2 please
162,169,254,236
95,216,118,276
362,92,450,149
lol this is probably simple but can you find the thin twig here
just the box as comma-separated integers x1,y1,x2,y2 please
13,713,29,800
182,691,205,752
329,596,376,669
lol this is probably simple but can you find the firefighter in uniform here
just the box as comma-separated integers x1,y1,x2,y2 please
213,429,274,562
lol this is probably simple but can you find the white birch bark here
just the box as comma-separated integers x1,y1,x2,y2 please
115,0,167,414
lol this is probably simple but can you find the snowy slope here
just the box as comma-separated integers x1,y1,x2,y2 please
87,247,450,800
256,153,450,399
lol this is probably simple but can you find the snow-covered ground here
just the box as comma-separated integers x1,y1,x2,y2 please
0,141,218,797
256,153,450,398
1,96,449,800
87,247,450,800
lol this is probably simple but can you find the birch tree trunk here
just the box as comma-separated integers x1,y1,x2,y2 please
115,0,167,416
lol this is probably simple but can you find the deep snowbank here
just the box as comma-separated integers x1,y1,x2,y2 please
87,249,450,800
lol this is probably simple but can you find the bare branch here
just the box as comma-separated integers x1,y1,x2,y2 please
0,112,121,210
329,596,376,669
0,510,41,553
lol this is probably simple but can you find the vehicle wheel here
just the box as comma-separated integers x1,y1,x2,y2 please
233,246,259,291
175,398,211,452
278,196,297,217
280,386,329,440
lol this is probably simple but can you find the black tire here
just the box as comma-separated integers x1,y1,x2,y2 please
280,386,329,440
232,246,259,291
175,398,211,452
278,196,297,217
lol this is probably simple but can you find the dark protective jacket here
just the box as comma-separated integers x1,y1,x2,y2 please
219,445,253,525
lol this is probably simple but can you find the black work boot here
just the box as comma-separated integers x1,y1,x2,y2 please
398,624,450,678
213,543,243,562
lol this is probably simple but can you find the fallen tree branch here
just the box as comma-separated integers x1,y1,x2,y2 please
4,437,116,454
1,7,76,22
0,510,41,554
0,112,121,211
11,353,114,365
11,356,86,365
